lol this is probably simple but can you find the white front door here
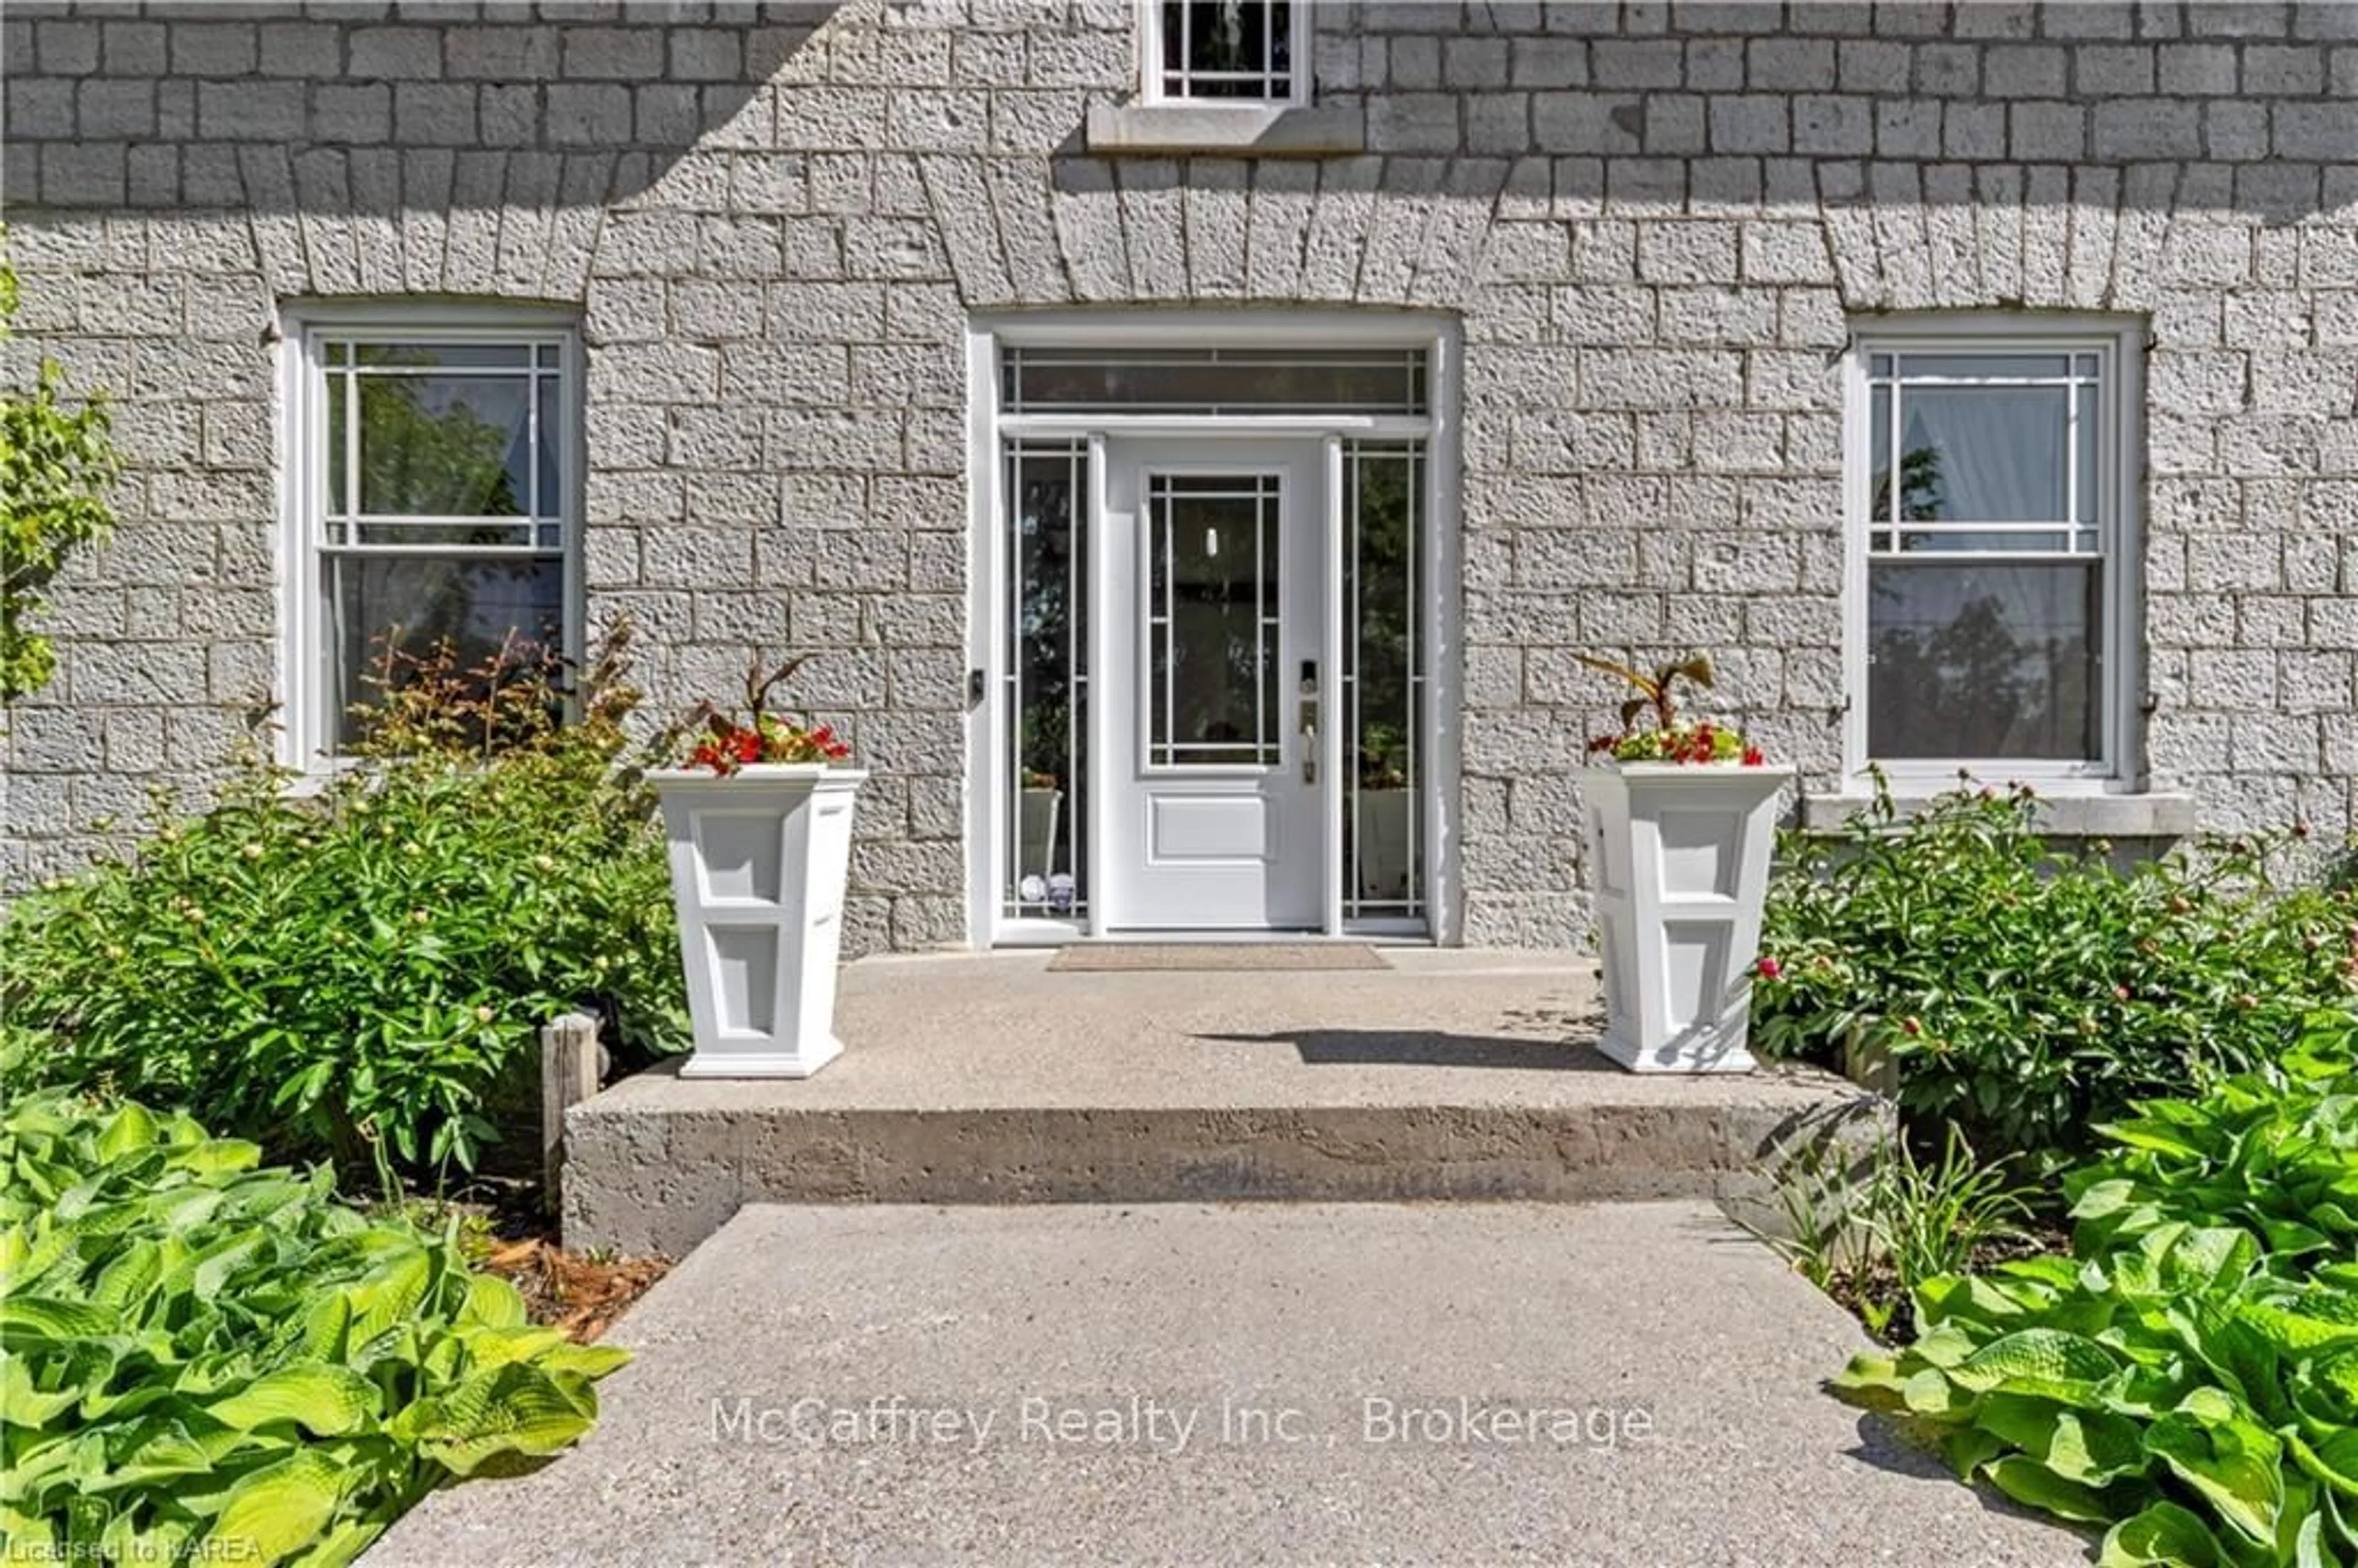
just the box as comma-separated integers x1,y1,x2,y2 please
1099,438,1326,930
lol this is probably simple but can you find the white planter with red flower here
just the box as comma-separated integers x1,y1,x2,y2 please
1576,654,1791,1074
650,656,862,1079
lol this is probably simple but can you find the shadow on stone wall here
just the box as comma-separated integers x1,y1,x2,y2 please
2,2,838,214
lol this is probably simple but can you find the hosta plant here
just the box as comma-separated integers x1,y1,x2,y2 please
1578,651,1766,766
1834,1014,2358,1567
0,1089,628,1567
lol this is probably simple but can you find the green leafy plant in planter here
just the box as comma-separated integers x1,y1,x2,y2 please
1577,652,1766,765
0,1089,626,1566
1753,778,2358,1168
0,624,686,1186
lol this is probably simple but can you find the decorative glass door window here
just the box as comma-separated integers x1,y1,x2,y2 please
1145,473,1282,769
1003,441,1091,920
313,335,570,750
1862,347,2111,765
1146,1,1304,104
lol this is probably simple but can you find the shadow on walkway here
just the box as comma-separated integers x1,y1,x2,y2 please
1197,1027,1619,1071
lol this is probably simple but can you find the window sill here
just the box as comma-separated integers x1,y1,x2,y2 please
1799,789,2198,840
1083,101,1366,158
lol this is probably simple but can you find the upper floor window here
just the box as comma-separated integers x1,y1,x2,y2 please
285,314,578,764
1145,1,1306,106
1845,320,2142,787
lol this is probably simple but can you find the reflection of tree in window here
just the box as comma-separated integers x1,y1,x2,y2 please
332,344,561,744
1011,455,1086,893
1352,456,1415,791
1871,445,1944,530
354,353,526,521
1868,567,2096,760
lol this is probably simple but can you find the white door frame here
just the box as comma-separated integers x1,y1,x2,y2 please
962,311,1463,948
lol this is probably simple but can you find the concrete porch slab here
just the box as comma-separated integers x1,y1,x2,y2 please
367,1202,2085,1567
562,952,1885,1258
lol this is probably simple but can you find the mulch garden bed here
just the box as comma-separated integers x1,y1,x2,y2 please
1826,1220,2073,1345
418,1173,672,1345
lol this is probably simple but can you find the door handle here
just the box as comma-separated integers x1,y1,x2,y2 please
1299,698,1318,785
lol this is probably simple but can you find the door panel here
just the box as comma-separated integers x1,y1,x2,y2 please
1100,438,1324,930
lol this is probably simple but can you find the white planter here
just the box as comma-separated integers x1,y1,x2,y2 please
1016,787,1062,880
1355,788,1413,901
1580,763,1792,1074
650,765,867,1079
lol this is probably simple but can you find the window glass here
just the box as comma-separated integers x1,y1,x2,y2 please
1004,441,1090,920
313,332,571,755
1005,349,1427,416
1157,0,1297,101
327,556,565,745
1867,562,2101,761
1893,388,2069,522
1147,474,1281,768
1858,341,2115,767
354,375,535,518
1891,352,2072,380
1344,444,1424,922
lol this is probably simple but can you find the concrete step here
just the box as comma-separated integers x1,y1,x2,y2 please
559,952,1887,1257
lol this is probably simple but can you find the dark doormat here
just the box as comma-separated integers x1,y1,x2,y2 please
1048,943,1390,972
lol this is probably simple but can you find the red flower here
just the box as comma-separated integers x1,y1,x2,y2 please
1755,957,1782,980
732,729,763,764
1741,745,1765,767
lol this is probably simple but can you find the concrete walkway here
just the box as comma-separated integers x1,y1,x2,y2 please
369,1203,2088,1567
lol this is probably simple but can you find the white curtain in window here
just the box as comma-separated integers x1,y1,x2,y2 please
1901,389,2068,522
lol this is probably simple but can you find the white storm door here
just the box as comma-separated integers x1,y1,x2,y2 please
1099,439,1325,930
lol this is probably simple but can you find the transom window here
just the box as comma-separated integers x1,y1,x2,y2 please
1848,326,2139,782
289,321,578,761
1003,347,1426,416
1145,1,1305,105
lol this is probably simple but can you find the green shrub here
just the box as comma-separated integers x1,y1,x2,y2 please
0,632,686,1182
1834,1014,2358,1567
1,226,123,705
0,1088,627,1566
1754,782,2357,1168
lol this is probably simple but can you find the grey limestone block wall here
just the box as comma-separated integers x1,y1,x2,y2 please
3,0,2356,950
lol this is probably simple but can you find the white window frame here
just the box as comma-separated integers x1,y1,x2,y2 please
1139,0,1311,108
276,303,585,770
1840,314,2144,794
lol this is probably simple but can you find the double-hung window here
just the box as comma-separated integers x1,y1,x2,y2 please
1143,1,1306,106
1845,319,2141,788
286,313,578,763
